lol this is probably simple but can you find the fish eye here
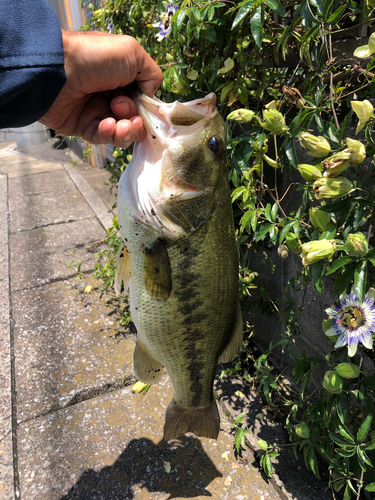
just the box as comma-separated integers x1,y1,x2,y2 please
208,136,222,153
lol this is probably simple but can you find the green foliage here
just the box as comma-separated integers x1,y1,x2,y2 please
231,412,250,455
256,438,280,478
86,0,375,495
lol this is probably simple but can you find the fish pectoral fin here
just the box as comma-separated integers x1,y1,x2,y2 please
218,307,243,364
133,340,164,384
115,243,130,296
143,239,172,301
163,399,220,441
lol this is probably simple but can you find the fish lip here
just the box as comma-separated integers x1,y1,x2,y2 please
132,91,218,118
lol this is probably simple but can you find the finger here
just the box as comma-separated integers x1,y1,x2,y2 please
112,116,145,148
132,43,163,97
110,95,137,119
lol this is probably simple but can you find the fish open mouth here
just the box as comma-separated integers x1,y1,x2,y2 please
132,90,217,139
127,91,223,238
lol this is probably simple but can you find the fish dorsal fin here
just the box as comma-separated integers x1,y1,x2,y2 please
218,307,243,364
115,242,131,296
169,101,205,126
143,240,172,301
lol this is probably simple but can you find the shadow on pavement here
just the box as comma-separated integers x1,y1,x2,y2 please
60,435,222,499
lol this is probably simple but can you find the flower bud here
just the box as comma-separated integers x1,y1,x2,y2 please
299,132,331,158
278,245,289,259
309,207,331,232
285,233,302,254
346,233,368,256
297,163,323,182
262,109,287,135
323,138,366,177
313,177,353,199
227,109,255,123
300,239,335,266
351,100,374,134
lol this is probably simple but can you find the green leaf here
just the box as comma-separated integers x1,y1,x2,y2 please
257,438,268,451
271,203,278,222
217,58,235,76
354,260,367,303
265,203,272,222
232,186,246,201
357,415,372,443
326,4,346,23
311,259,324,294
220,81,235,103
176,7,189,32
279,137,298,175
264,0,286,16
365,483,375,492
232,0,258,30
255,223,275,242
326,256,355,276
250,4,264,48
263,453,273,477
279,221,295,244
251,211,258,232
337,265,356,296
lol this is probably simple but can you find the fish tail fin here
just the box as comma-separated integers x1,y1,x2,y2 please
163,399,220,441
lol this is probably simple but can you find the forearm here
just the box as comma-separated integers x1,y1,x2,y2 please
0,0,67,128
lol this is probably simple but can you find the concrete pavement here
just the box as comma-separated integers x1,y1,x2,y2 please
0,138,332,500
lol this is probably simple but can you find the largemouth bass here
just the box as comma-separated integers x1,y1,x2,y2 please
115,91,242,441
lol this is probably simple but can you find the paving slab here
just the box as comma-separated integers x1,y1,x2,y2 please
17,377,279,500
74,162,118,215
0,174,14,500
13,276,135,422
10,218,106,291
9,169,77,198
0,151,63,178
9,175,95,232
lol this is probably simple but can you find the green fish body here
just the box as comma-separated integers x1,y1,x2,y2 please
116,92,242,440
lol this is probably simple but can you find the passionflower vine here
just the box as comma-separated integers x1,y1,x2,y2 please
153,2,178,41
324,290,375,357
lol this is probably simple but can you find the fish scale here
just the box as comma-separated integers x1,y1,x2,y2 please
116,92,242,440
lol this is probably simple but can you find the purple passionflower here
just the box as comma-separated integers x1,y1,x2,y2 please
153,2,178,41
324,290,375,357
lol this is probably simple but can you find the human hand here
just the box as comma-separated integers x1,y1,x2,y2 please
39,30,163,148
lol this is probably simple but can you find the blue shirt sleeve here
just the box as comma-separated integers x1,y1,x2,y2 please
0,0,67,128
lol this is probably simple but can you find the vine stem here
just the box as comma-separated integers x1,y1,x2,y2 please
328,25,340,130
356,469,364,500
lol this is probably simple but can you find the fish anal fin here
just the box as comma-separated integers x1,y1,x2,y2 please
115,242,130,296
163,399,220,441
143,239,172,301
133,340,164,384
218,307,243,364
